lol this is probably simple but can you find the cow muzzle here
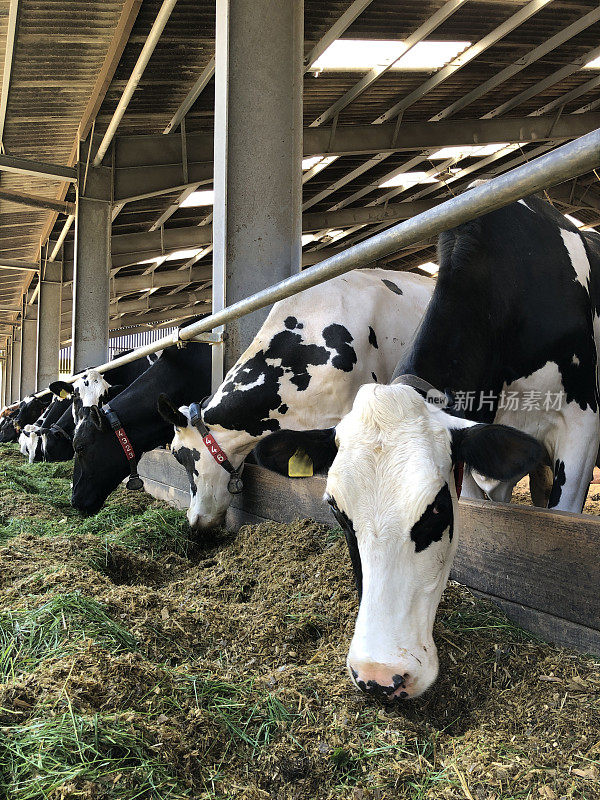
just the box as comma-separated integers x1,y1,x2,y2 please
347,646,439,700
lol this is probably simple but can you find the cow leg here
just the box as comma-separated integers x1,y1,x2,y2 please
547,407,599,513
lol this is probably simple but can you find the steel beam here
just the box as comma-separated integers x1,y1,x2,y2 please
309,0,466,128
0,259,39,272
93,0,179,166
431,6,600,121
374,0,552,125
484,41,600,119
0,0,19,150
304,0,374,71
111,113,600,172
0,154,77,182
0,189,75,214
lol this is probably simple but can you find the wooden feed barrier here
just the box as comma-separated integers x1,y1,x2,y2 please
138,448,600,656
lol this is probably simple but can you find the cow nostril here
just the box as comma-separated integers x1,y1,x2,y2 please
403,672,410,679
399,691,408,699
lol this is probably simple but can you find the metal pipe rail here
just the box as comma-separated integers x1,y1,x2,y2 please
26,128,600,400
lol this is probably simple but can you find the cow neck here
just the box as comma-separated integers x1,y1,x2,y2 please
188,402,244,495
102,405,144,491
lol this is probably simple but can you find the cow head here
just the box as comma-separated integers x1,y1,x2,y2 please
50,370,116,424
322,383,543,700
158,394,249,531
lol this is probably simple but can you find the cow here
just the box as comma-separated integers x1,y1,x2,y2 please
259,196,598,700
0,408,19,443
15,394,52,432
70,343,212,515
157,269,434,531
42,353,161,463
19,395,73,463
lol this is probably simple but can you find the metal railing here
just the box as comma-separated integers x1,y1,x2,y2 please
20,127,600,401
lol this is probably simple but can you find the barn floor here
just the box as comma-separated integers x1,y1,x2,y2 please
0,443,599,800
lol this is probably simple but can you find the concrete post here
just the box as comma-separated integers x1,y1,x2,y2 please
20,299,38,396
10,328,21,402
4,339,12,406
37,259,62,388
71,144,111,374
212,0,303,380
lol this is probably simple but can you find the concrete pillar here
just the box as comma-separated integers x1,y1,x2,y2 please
10,328,21,402
20,300,38,396
37,259,62,388
4,339,12,406
71,148,111,374
212,0,303,380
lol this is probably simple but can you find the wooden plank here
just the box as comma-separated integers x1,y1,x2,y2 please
471,590,600,656
455,499,600,631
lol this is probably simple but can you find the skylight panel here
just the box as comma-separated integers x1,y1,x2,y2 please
584,55,600,69
310,39,471,73
417,262,439,275
165,249,203,261
180,190,214,208
302,156,324,170
379,171,439,189
430,143,510,160
301,233,317,246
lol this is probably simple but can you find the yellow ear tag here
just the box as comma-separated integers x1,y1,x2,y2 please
288,448,313,478
59,390,69,399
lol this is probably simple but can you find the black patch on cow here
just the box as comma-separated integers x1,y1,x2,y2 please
173,446,201,496
327,494,362,600
204,329,331,435
254,427,338,476
278,404,288,414
368,326,378,348
451,424,545,482
382,278,403,296
410,483,453,553
372,372,377,382
285,316,298,329
323,324,357,372
548,458,566,508
393,196,600,426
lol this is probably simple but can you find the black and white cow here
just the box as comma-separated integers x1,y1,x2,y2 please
158,269,433,531
266,196,598,699
19,396,73,463
42,353,160,463
70,343,212,515
0,407,20,443
15,394,52,432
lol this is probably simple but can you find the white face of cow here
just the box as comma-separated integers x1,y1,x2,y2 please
325,383,544,700
72,370,111,422
169,407,248,531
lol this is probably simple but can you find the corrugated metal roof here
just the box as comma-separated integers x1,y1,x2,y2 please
1,0,600,345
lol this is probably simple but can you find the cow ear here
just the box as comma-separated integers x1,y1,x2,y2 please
49,381,73,399
451,423,546,482
104,384,125,403
254,427,338,476
90,406,109,432
157,394,188,429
